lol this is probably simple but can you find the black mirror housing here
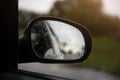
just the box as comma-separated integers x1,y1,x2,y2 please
18,16,92,63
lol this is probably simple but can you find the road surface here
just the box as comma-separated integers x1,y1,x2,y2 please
18,63,120,80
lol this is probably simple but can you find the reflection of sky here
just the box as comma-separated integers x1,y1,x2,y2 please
46,20,85,52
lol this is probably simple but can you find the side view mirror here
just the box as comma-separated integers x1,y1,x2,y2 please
19,17,92,63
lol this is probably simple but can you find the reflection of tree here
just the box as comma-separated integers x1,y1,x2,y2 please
31,21,52,57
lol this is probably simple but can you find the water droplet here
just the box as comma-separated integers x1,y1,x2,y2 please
35,42,38,45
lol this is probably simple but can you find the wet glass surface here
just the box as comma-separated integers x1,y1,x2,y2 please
31,20,85,60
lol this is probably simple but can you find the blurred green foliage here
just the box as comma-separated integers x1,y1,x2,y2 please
19,0,120,74
79,37,120,74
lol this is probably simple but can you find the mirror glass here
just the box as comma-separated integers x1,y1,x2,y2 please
30,20,85,60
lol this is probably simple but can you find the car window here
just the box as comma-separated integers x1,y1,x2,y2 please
18,0,120,80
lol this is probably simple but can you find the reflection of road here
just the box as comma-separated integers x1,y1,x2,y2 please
18,63,120,80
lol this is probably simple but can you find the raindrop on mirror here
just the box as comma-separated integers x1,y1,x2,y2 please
30,20,85,60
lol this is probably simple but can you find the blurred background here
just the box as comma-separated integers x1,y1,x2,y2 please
18,0,120,79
